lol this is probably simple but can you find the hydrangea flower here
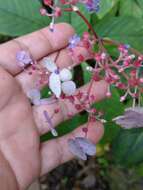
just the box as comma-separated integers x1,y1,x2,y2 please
113,107,143,129
16,50,33,67
42,57,76,98
68,137,96,160
68,34,81,49
84,0,100,13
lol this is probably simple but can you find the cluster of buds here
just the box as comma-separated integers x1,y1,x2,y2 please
66,30,143,105
40,0,100,13
40,0,100,30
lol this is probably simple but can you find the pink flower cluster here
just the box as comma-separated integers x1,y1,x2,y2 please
16,0,143,160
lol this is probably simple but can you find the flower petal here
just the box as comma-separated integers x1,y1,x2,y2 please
16,50,32,66
59,68,72,81
27,89,41,101
113,107,143,129
49,73,61,98
75,137,96,156
68,138,87,160
51,129,58,137
61,81,76,96
41,57,57,72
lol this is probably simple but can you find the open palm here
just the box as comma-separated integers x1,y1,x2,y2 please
0,23,107,189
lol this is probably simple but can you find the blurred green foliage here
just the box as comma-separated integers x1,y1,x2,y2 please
1,0,143,170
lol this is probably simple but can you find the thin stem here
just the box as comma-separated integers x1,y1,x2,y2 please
103,38,142,56
64,8,99,40
76,11,99,40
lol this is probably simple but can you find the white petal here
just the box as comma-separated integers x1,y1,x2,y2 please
41,57,57,72
51,129,58,137
49,73,61,98
27,89,41,101
59,68,72,81
62,81,76,96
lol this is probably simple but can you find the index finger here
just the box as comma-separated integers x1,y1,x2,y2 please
0,23,74,75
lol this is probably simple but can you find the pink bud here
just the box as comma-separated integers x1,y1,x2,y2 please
140,78,143,83
118,68,124,73
40,8,47,16
120,96,126,102
54,7,62,17
82,127,88,133
106,92,111,97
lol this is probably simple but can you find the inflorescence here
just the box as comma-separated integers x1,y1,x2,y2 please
16,0,143,160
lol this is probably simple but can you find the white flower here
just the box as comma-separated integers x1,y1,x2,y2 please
42,58,76,98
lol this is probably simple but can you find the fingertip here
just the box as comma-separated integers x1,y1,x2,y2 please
87,121,104,144
91,80,108,102
55,22,75,35
41,22,75,49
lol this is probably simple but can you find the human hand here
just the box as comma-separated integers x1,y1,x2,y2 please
0,23,107,190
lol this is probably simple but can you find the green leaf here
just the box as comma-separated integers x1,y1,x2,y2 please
0,0,50,36
119,0,143,18
112,128,143,166
137,0,143,9
96,16,143,51
71,4,90,35
97,0,119,19
95,88,124,144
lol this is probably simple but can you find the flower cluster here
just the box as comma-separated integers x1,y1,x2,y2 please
40,0,101,29
16,0,143,160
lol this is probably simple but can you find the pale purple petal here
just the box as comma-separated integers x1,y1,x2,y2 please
49,73,61,98
75,137,96,156
39,97,58,105
68,139,87,160
68,34,81,49
32,99,41,106
113,107,143,129
42,57,57,72
59,68,72,82
16,50,32,66
61,81,76,96
43,110,58,137
27,89,41,102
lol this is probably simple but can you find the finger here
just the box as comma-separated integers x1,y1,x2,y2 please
40,121,104,175
16,46,88,93
0,23,74,75
33,80,108,134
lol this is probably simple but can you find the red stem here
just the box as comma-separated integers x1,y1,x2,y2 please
63,8,99,40
76,11,99,40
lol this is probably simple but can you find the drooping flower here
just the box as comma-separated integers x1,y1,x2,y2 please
68,137,96,160
113,107,143,129
42,57,76,98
